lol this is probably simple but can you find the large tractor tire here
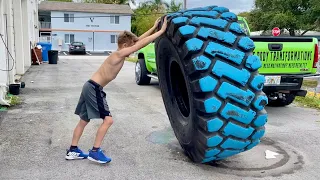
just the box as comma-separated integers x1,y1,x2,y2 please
155,6,269,163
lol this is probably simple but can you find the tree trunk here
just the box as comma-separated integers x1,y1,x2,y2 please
301,26,316,36
289,29,295,36
301,18,320,36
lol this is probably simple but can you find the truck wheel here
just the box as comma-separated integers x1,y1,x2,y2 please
267,93,295,107
155,6,268,163
135,58,151,85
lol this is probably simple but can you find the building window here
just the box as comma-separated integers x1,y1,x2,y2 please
111,35,118,44
65,34,75,44
64,13,74,22
110,16,119,24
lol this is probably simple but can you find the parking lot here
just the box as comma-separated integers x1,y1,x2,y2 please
57,51,111,56
0,57,320,180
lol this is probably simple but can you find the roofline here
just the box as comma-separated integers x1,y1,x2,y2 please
38,1,134,15
39,9,134,15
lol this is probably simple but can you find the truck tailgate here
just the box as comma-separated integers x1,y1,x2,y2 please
251,36,317,74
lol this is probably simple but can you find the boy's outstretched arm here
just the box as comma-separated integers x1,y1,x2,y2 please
138,17,161,41
118,17,167,58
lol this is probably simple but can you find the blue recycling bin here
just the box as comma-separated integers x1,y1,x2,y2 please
37,42,52,62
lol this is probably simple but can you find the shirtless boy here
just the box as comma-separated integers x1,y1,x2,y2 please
65,17,168,164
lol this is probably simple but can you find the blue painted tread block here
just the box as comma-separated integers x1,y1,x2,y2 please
197,27,237,45
205,42,245,65
184,11,219,18
212,60,250,86
217,82,255,106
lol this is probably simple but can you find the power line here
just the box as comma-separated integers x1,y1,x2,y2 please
39,12,178,19
0,34,15,72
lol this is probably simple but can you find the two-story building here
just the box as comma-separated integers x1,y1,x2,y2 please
38,1,133,52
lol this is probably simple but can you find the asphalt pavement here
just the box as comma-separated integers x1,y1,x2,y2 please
0,57,320,180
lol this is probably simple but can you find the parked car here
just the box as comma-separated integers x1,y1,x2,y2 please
69,42,86,55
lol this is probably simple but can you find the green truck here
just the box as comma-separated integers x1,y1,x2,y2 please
134,6,319,164
135,16,319,107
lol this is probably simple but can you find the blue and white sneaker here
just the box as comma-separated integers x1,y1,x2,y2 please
88,148,111,164
65,148,88,160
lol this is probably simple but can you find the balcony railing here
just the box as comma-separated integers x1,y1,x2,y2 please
39,22,51,29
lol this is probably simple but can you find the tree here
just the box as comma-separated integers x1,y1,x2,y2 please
131,2,164,36
46,0,73,2
248,0,320,36
237,12,250,20
168,0,182,12
237,11,255,32
82,0,133,4
145,0,169,11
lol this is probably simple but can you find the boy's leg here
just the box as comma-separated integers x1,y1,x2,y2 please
71,119,89,146
65,119,90,160
66,85,90,160
87,116,113,164
93,116,113,148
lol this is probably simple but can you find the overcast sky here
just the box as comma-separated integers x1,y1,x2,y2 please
137,0,255,14
71,0,255,14
187,0,255,13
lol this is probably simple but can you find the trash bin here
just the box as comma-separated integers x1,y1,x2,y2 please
36,42,52,62
9,84,20,95
48,50,58,64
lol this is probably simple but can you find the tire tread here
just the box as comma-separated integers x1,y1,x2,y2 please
163,5,268,163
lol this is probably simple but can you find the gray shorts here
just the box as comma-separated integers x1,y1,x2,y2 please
75,79,111,122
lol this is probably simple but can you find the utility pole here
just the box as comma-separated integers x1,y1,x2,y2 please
184,0,187,10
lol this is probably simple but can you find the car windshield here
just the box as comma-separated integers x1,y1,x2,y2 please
72,42,83,46
237,20,250,36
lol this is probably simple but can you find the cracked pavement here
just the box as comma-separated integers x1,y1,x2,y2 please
0,57,320,180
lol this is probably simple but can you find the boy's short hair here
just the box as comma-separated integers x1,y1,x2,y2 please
118,31,139,46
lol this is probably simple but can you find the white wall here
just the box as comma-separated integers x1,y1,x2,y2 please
0,0,39,87
1,0,16,85
51,11,131,31
28,0,39,44
51,31,120,51
94,32,119,51
13,0,25,75
21,0,31,71
0,0,8,86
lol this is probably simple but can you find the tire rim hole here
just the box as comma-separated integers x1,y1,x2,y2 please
170,61,190,117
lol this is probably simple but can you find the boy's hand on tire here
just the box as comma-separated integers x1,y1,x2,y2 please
159,16,168,33
153,17,161,28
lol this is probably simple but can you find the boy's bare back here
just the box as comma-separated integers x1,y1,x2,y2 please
91,52,126,87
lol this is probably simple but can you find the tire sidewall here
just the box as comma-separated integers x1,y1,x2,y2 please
267,93,295,106
155,35,197,154
135,58,151,85
135,60,142,84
